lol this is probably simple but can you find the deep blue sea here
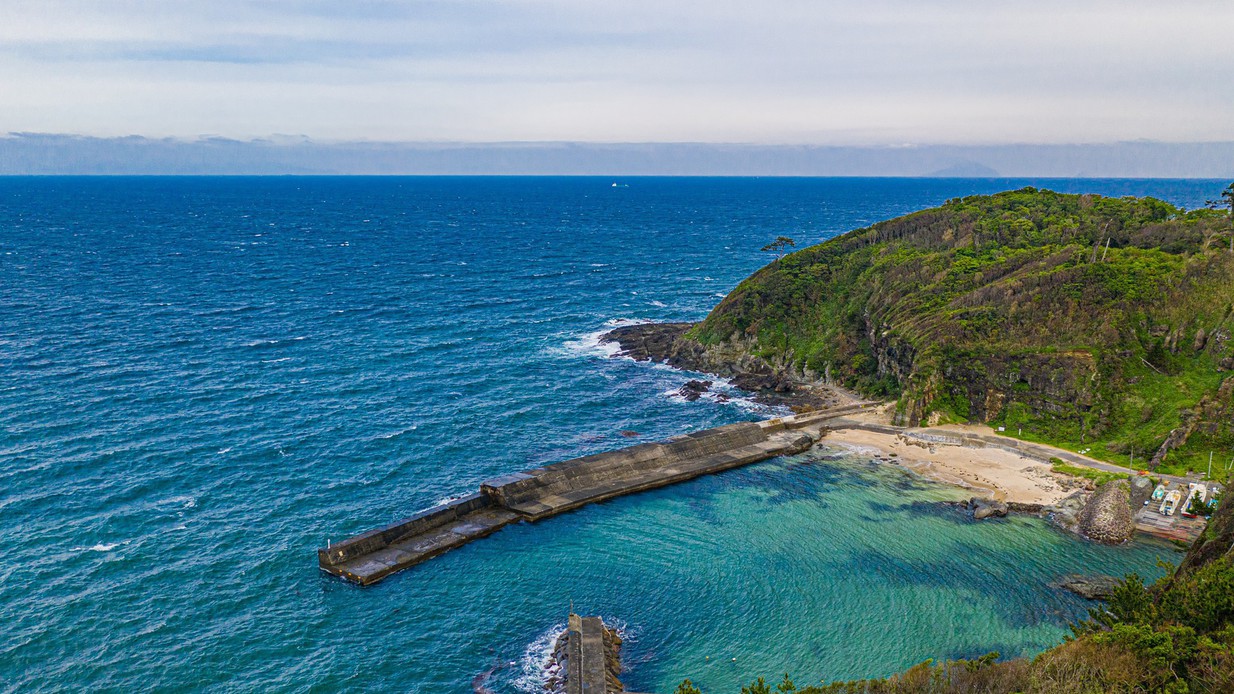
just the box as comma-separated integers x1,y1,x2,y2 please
2,177,1225,692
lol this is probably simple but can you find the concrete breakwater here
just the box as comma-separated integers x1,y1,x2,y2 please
318,403,869,585
548,614,634,694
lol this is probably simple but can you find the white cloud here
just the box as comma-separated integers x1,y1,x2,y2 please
0,0,1230,143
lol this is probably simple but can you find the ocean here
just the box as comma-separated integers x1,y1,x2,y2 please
1,177,1224,692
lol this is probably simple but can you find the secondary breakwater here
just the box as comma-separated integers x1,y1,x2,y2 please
318,403,870,585
548,614,642,694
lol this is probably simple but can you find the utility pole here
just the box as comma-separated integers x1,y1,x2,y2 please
1209,451,1214,479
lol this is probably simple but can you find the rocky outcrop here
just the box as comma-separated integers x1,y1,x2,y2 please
676,380,713,402
1046,490,1090,533
1148,414,1197,470
1076,479,1135,543
1129,475,1154,509
601,322,844,408
1055,573,1122,600
968,497,1009,520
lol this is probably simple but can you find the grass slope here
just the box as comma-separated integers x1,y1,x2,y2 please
691,188,1234,477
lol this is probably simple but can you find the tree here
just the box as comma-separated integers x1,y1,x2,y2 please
1205,182,1234,252
674,679,702,694
761,236,797,259
776,673,797,692
741,677,772,694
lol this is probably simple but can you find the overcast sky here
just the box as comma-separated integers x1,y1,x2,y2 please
3,0,1232,144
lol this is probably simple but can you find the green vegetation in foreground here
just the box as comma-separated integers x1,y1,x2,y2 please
680,489,1234,692
1048,458,1129,487
689,186,1234,478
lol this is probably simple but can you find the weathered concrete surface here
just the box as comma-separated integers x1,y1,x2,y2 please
319,403,872,585
549,614,629,694
483,423,812,521
317,494,520,585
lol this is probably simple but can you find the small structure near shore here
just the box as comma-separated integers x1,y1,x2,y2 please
548,614,640,694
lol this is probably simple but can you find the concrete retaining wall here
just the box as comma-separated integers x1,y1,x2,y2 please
318,493,492,568
482,422,768,507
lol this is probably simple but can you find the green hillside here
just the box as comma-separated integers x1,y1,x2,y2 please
690,188,1234,477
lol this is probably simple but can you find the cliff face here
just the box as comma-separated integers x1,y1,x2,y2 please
681,189,1234,474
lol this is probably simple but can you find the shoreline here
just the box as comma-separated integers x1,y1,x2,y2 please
602,323,1088,506
812,405,1080,506
804,407,1211,544
602,321,1212,543
819,405,1080,501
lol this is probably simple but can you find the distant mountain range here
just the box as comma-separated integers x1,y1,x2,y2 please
1,133,1232,177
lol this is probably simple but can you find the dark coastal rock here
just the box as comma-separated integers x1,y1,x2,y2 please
601,322,693,363
1045,490,1090,532
600,322,842,409
1056,573,1122,600
1129,475,1154,510
969,497,1009,520
677,380,713,402
1077,479,1135,544
1007,501,1046,514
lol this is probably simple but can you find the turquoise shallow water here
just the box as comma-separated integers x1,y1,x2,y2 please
0,177,1220,692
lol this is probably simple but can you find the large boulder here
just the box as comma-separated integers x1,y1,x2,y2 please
1046,490,1090,532
1077,479,1135,543
1056,573,1122,600
969,497,1009,520
676,380,712,402
1129,475,1154,510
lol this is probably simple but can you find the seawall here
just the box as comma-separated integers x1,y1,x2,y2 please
319,403,870,585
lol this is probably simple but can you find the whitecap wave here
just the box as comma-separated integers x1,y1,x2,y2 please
157,495,197,509
431,493,469,508
377,425,417,440
553,318,655,360
512,623,566,693
73,539,131,553
658,375,772,414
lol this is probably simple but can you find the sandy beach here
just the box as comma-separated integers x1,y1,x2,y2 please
813,406,1080,506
